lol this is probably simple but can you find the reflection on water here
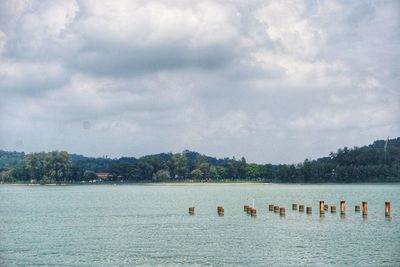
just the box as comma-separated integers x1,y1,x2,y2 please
1,184,399,266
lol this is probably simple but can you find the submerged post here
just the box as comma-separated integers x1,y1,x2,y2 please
385,202,391,218
340,201,346,215
330,206,336,213
362,201,368,217
189,207,195,215
292,203,298,210
247,206,252,215
274,205,279,213
244,205,249,212
355,205,361,212
299,205,305,212
269,204,274,211
251,207,257,217
324,204,329,211
320,201,325,216
306,207,312,214
280,207,285,216
217,206,224,216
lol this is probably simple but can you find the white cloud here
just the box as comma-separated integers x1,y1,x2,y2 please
0,60,67,94
360,77,382,91
257,1,325,59
0,30,6,54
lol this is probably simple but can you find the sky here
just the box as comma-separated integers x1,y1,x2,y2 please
0,0,399,164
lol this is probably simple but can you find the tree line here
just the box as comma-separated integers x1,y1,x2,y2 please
1,137,399,184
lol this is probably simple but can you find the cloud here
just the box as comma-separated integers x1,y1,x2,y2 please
0,60,68,96
0,0,399,163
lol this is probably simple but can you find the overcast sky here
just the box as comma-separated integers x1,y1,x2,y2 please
0,0,399,164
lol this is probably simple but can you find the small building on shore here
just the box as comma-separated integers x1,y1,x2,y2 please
95,172,111,181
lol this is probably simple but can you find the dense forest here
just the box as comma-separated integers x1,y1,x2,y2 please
1,137,399,184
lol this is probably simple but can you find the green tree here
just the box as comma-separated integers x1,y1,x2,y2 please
199,163,210,179
170,154,187,179
245,163,261,179
238,157,247,178
209,166,220,181
26,152,46,181
40,175,50,185
217,166,227,180
190,169,203,180
44,151,72,182
153,169,171,181
83,170,97,181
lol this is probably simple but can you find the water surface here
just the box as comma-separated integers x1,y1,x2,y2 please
1,184,399,266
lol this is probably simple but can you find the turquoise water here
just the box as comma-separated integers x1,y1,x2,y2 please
1,184,399,266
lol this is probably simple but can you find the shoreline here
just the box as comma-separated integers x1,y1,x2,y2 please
0,181,269,186
1,181,400,186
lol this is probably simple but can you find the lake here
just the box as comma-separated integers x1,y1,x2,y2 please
1,184,399,266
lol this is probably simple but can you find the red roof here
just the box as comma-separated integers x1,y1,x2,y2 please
96,172,111,178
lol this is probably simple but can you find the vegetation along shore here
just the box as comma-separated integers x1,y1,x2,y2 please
1,137,399,184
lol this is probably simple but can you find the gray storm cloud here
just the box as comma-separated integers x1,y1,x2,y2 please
0,0,399,163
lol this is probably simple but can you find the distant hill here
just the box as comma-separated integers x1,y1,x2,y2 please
0,151,25,171
1,137,399,183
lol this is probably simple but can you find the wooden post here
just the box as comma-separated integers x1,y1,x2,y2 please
251,208,257,217
247,206,252,215
324,204,329,211
340,201,346,215
330,206,336,213
355,205,361,212
306,207,312,214
189,207,195,215
217,206,224,216
269,204,274,211
362,201,368,217
319,201,325,215
299,204,305,212
274,205,279,213
244,205,249,212
385,202,391,217
220,207,224,216
292,203,298,210
280,207,285,216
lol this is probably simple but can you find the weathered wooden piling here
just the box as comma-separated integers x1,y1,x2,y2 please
217,206,224,216
385,202,391,217
188,207,195,215
319,201,325,215
274,205,279,213
299,204,305,212
306,207,312,214
280,207,285,216
244,205,249,212
251,208,257,217
292,203,298,210
340,201,346,215
247,206,252,215
330,206,336,213
269,204,274,211
362,201,368,217
324,204,329,211
355,205,361,212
